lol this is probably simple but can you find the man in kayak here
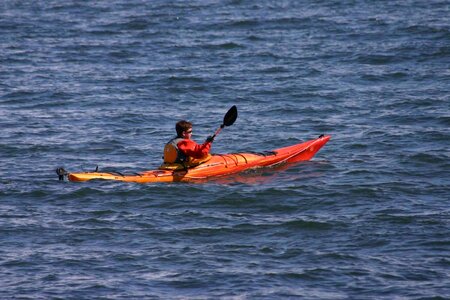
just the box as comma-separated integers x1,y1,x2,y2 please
160,120,214,170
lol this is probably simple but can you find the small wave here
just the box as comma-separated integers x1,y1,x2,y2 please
121,19,151,30
203,42,245,50
419,240,450,247
437,116,450,126
347,143,368,150
355,54,400,65
283,219,334,230
404,24,450,36
246,35,265,41
223,19,260,28
409,152,447,164
178,226,235,237
108,50,138,59
375,214,416,225
166,75,205,83
266,268,334,282
259,66,288,74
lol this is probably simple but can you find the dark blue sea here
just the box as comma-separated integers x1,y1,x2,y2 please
1,1,449,299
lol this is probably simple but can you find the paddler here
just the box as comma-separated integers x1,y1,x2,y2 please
160,120,214,170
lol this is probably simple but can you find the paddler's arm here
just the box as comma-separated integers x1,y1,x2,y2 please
178,139,211,159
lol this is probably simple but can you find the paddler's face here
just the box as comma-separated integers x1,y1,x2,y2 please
182,128,193,139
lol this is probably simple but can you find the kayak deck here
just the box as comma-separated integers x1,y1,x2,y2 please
67,135,330,183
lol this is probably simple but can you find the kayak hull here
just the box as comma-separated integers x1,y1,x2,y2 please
68,135,330,183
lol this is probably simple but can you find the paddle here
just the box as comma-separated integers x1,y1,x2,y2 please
211,105,238,140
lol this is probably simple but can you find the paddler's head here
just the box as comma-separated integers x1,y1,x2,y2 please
176,120,193,139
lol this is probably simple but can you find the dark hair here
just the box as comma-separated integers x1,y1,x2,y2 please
176,120,192,137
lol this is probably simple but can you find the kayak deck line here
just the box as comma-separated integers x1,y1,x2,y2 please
62,135,330,183
215,153,251,167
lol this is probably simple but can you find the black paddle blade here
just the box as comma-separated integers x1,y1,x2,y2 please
223,105,238,127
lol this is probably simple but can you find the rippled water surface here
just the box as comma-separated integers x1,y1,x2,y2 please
1,1,449,299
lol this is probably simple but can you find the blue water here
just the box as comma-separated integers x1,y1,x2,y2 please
1,1,449,298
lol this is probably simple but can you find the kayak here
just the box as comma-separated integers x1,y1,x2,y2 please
67,135,330,183
66,135,330,183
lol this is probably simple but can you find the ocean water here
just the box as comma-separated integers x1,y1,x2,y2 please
1,0,449,299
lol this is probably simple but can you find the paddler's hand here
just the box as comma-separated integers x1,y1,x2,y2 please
205,135,215,143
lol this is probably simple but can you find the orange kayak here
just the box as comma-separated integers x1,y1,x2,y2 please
67,135,330,183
